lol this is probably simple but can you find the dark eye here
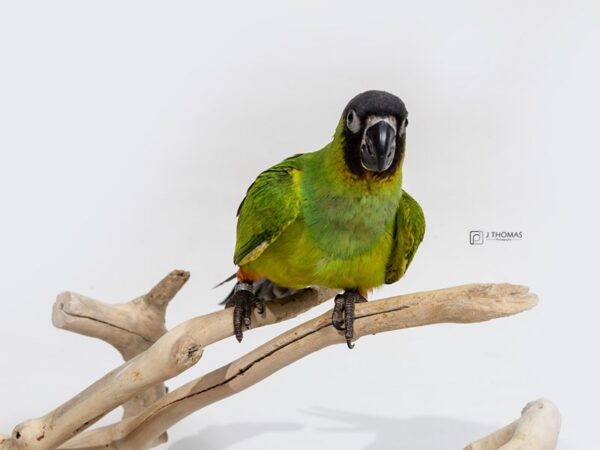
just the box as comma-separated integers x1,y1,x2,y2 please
346,109,360,133
399,117,408,133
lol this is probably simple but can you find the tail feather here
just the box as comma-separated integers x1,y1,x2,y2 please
254,278,299,301
213,272,237,289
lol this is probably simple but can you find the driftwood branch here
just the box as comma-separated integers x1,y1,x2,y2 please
51,269,190,446
59,283,538,450
0,271,551,450
464,398,561,449
2,278,336,450
60,283,538,450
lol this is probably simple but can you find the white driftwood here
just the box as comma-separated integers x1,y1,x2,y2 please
0,274,546,450
1,279,336,450
52,269,190,446
60,284,536,450
464,398,561,449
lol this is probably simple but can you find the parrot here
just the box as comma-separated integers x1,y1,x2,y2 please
221,90,425,348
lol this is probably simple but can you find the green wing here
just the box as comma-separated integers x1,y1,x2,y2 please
385,190,426,284
234,155,303,266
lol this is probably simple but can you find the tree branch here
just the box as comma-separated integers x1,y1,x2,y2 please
57,283,538,450
51,269,190,447
1,284,336,450
464,398,561,449
52,270,189,360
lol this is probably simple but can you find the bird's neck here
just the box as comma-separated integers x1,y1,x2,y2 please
315,137,404,196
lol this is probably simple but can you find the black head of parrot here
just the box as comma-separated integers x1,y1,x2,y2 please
341,90,408,178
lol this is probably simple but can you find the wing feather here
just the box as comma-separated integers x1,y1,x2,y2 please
385,190,426,284
234,155,303,266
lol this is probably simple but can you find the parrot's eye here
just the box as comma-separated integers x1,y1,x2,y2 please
346,109,360,133
399,117,408,135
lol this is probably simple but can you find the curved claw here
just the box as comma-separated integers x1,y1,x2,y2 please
332,320,345,331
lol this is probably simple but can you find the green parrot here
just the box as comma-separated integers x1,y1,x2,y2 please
222,90,425,348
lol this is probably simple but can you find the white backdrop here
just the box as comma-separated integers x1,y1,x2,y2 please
1,1,599,449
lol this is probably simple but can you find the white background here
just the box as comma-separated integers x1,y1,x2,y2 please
1,1,599,449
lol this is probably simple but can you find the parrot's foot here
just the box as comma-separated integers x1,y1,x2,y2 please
331,290,367,349
224,282,265,342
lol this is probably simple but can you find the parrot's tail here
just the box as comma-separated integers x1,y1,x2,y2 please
219,278,299,305
213,273,237,289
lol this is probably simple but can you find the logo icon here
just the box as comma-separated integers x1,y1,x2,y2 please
469,231,484,245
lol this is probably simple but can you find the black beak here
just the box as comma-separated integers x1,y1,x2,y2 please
361,121,396,172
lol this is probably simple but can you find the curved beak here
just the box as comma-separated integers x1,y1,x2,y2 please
360,120,396,172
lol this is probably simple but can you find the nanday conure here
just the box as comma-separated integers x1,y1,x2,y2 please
222,90,425,348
